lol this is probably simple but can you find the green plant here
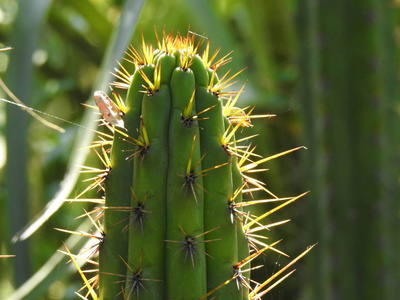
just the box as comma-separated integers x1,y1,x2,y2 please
63,30,311,300
297,1,400,299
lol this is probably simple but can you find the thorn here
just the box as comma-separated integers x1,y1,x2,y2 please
165,225,221,268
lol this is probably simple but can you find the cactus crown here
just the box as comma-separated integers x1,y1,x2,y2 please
61,29,312,300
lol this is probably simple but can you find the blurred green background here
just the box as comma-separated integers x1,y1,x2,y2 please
0,0,399,299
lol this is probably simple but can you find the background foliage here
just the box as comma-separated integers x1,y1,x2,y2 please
0,0,399,299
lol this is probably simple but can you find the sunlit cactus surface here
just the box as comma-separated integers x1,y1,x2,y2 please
61,29,312,300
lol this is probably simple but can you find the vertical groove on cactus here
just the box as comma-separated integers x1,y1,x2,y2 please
60,29,312,300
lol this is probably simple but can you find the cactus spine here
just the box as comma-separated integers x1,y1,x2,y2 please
67,30,311,300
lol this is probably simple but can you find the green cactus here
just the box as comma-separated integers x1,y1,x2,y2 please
64,30,312,300
297,1,400,299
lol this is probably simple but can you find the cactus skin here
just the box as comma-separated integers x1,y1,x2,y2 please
69,30,311,300
99,66,153,299
99,32,251,299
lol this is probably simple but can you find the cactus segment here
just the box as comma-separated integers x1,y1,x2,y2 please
189,55,209,87
164,68,207,299
195,86,242,298
99,66,154,300
64,29,310,300
128,84,171,299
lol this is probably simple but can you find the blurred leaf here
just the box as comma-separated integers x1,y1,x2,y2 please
5,0,54,287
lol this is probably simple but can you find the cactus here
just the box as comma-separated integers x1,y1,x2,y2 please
297,1,400,299
63,30,312,300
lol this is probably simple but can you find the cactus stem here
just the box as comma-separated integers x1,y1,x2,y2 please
181,98,218,129
178,157,231,205
200,275,238,300
181,89,197,127
194,104,218,121
103,254,161,299
181,170,203,204
178,139,235,200
106,188,151,234
118,117,151,160
165,225,221,268
104,204,149,235
185,133,198,175
58,29,312,299
126,187,148,233
175,133,203,203
124,201,148,234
